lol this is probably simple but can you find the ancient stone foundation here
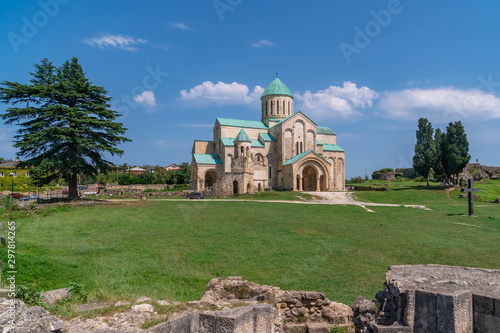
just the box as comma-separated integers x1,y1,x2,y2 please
353,265,500,333
3,265,499,333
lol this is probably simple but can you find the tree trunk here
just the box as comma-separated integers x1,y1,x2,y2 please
68,174,79,199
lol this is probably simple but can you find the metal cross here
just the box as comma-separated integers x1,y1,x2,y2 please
461,178,480,216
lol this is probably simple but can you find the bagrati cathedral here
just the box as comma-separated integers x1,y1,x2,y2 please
189,77,345,196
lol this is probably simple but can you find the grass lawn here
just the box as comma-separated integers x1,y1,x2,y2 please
1,184,499,311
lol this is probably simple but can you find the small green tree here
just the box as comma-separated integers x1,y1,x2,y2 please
0,57,131,198
433,128,446,183
412,118,437,186
444,121,470,185
174,162,191,184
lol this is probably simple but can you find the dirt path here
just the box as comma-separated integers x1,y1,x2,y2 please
105,192,431,213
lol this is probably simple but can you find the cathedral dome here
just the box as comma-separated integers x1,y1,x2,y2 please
261,78,294,99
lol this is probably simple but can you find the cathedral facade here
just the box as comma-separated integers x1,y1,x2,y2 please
189,77,345,196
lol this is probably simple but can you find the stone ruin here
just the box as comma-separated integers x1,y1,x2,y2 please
460,163,500,181
353,265,500,333
1,265,499,333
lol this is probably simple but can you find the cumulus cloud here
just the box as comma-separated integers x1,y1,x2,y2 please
295,81,379,120
379,88,500,123
180,81,264,107
170,22,192,30
134,91,156,106
83,34,147,51
252,40,274,47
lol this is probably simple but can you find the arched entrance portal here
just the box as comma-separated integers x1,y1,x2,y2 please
302,166,317,191
233,181,239,195
204,171,218,189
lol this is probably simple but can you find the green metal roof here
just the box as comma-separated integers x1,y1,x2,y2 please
316,140,324,145
250,140,265,148
235,129,251,142
322,144,345,152
317,126,337,135
270,111,317,129
259,133,275,141
220,137,235,146
283,150,332,166
221,137,265,148
193,154,223,165
261,78,294,98
217,118,268,129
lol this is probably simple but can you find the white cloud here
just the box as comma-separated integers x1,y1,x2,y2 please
379,87,500,123
180,81,264,107
83,34,147,51
170,22,192,30
252,40,274,47
295,81,379,120
134,91,156,106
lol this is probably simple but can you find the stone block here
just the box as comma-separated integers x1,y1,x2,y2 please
48,318,63,331
413,289,472,333
283,323,307,333
306,323,332,333
253,304,273,333
41,288,71,306
473,294,494,315
372,324,411,333
199,312,216,333
215,306,254,332
495,298,500,317
474,312,500,333
151,312,199,333
413,290,437,332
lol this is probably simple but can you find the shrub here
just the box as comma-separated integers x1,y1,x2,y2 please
15,283,43,306
348,176,364,184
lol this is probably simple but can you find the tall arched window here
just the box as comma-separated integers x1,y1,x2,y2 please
288,101,291,115
277,100,280,114
266,101,269,116
271,101,273,115
300,142,303,153
283,100,286,114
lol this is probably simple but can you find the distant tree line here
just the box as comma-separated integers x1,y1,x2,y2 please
413,118,470,186
91,162,191,186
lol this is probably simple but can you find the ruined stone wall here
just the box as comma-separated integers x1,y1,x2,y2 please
353,265,500,333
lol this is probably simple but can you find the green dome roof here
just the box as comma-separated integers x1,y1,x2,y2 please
261,78,294,99
234,129,251,142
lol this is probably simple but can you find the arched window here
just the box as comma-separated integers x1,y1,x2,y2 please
288,101,291,115
277,99,280,114
241,147,244,157
300,142,303,153
271,101,273,114
266,101,269,116
283,100,286,114
296,142,299,155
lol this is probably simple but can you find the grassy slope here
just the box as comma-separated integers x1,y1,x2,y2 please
1,185,499,307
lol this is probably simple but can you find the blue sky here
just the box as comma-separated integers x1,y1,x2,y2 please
1,0,500,179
